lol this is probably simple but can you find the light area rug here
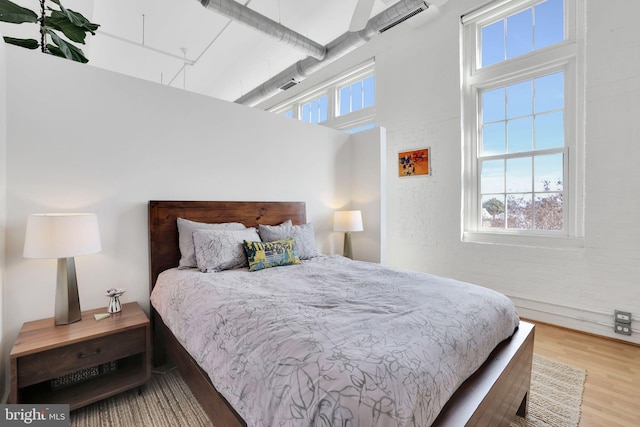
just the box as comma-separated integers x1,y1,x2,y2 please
71,366,212,427
511,355,586,427
71,355,586,427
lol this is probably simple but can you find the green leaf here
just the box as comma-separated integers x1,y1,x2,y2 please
46,30,88,63
46,12,87,43
0,0,38,24
3,36,39,49
49,2,99,35
45,43,65,58
47,43,88,65
66,8,100,34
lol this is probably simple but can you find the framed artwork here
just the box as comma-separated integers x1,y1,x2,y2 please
398,147,430,177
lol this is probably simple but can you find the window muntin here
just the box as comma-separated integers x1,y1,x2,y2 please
338,75,375,116
481,71,564,156
300,96,328,124
480,0,565,68
480,151,564,231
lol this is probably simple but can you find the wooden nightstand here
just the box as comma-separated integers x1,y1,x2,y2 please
10,302,151,410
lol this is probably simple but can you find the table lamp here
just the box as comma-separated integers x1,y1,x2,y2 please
334,210,363,259
24,213,101,325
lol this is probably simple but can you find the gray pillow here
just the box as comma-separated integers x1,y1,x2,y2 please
193,228,260,272
177,218,246,269
257,219,292,241
258,220,319,260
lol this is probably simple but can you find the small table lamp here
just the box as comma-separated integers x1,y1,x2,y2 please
24,213,101,325
334,210,363,259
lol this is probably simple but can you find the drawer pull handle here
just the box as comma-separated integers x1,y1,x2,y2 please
77,348,101,359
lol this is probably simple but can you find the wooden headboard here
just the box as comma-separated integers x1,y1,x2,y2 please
148,201,306,292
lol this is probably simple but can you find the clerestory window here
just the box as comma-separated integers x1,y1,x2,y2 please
300,96,328,124
272,61,376,133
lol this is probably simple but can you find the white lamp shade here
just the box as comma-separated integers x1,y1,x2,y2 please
333,210,364,232
24,213,102,259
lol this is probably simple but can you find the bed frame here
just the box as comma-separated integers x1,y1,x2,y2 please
149,200,535,427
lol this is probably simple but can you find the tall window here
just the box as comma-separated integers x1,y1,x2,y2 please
462,0,584,245
271,61,376,133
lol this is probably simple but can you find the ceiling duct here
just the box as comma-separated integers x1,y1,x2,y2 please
199,0,327,60
235,0,428,107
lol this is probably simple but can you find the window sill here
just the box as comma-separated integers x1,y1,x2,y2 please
462,231,584,249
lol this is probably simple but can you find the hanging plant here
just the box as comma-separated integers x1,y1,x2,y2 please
0,0,99,63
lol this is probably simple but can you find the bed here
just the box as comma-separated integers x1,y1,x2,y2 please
148,200,534,427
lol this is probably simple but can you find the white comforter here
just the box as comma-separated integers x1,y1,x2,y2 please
151,255,519,427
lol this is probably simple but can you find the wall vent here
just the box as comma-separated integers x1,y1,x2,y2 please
379,6,427,33
279,79,299,91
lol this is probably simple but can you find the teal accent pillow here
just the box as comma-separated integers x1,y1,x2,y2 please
243,238,301,272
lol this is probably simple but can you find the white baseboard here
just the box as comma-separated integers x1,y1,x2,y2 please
507,294,639,345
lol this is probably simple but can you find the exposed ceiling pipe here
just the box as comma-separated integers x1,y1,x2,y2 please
235,0,429,107
199,0,327,60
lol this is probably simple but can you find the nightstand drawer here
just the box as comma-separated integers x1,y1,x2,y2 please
18,327,146,387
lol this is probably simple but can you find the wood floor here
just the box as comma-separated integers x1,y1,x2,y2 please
529,321,640,427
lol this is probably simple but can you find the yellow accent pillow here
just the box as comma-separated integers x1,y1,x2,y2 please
243,238,301,272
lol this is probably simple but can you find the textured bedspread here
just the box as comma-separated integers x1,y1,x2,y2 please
151,255,519,427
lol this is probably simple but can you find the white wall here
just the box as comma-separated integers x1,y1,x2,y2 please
380,0,640,344
261,0,640,344
0,33,8,401
350,127,386,263
1,44,355,395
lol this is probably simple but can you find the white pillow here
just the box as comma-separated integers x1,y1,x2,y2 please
177,218,246,269
193,228,260,272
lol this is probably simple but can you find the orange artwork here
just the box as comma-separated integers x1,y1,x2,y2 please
398,148,430,177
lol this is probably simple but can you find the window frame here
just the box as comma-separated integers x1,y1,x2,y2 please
270,60,376,132
337,74,375,118
461,0,585,248
299,92,330,124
